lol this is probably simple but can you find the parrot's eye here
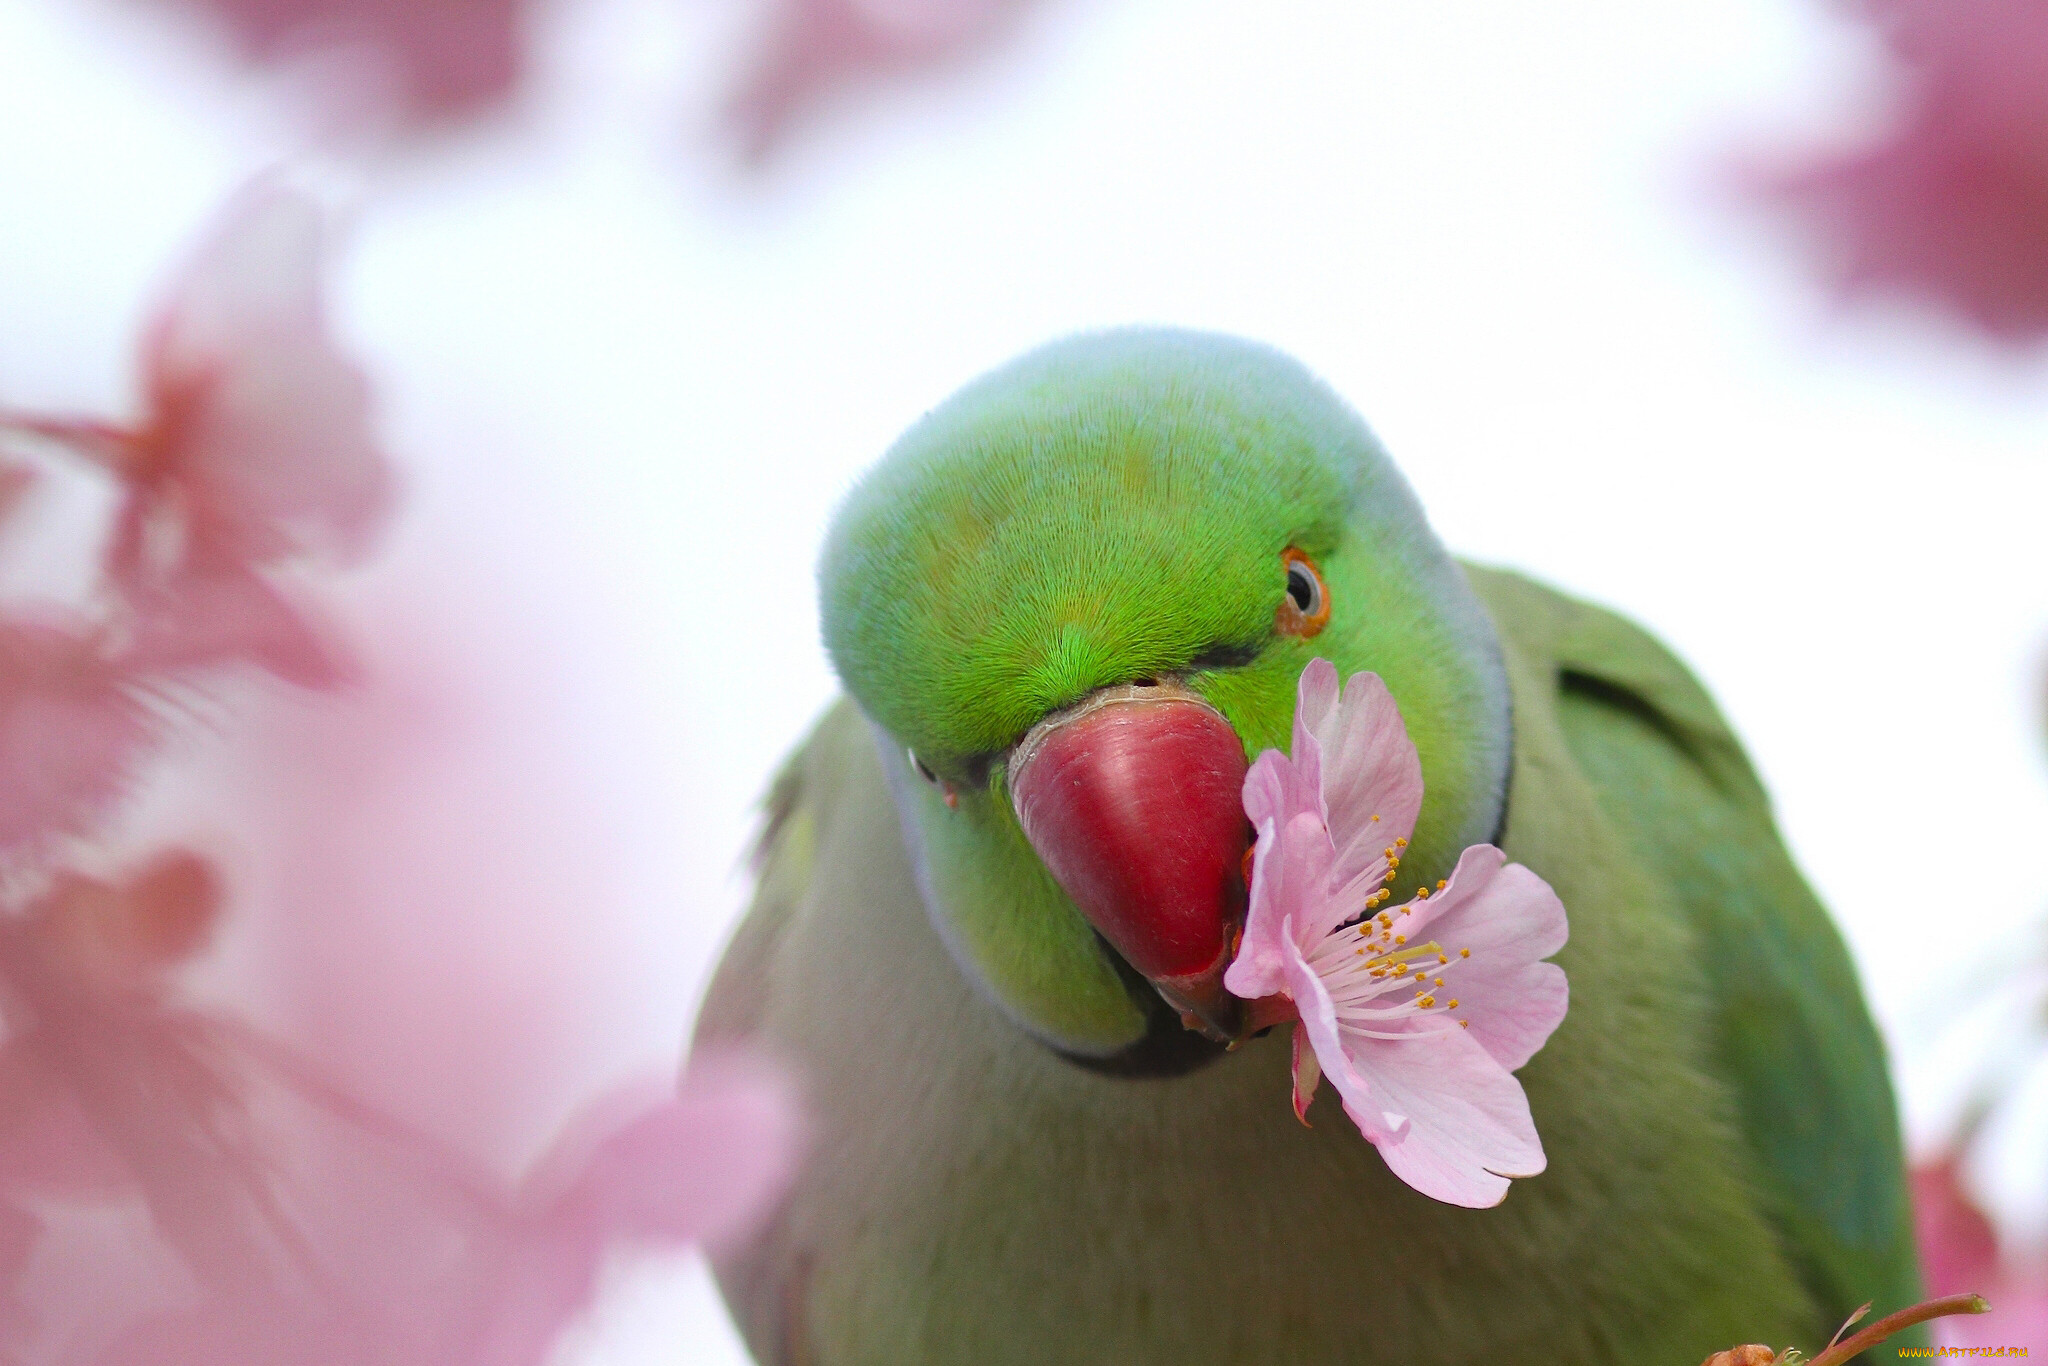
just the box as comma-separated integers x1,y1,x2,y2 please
908,747,960,809
1275,548,1331,639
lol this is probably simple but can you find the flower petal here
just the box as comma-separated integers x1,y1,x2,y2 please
1281,896,1547,1207
725,0,1028,163
1290,1018,1321,1125
119,565,352,688
1341,1016,1547,1208
137,180,393,569
1912,1155,2000,1296
1241,742,1322,837
0,619,152,853
1407,845,1569,1072
1753,0,2048,343
1224,813,1335,1001
533,1047,804,1254
1310,669,1424,895
1289,656,1338,794
0,1040,135,1198
185,0,526,128
1283,936,1396,1145
30,852,224,999
0,461,33,529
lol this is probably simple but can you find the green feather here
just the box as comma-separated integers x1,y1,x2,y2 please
1473,568,1924,1348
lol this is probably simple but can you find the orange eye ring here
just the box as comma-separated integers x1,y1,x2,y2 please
1275,547,1331,639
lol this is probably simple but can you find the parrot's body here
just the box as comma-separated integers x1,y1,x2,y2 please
698,332,1920,1365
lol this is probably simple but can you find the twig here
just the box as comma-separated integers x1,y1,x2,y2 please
1805,1293,1991,1366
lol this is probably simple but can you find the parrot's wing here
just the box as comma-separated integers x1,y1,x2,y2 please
1470,567,1923,1338
697,704,844,1050
693,699,877,1366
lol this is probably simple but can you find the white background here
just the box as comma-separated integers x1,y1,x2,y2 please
2,0,2046,1359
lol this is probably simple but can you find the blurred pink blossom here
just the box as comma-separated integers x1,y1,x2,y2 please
729,0,1038,160
0,463,32,528
0,850,799,1365
147,0,524,130
1914,1155,2000,1297
0,619,153,856
130,0,1048,157
1755,0,2048,341
0,178,806,1363
1912,1155,2048,1351
1,180,389,692
122,178,391,568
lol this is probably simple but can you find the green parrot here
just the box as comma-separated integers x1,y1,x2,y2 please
696,329,1922,1364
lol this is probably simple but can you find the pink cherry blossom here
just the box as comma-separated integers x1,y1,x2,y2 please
69,1051,801,1366
0,462,32,528
1912,1155,2048,1352
1915,1154,2000,1297
1755,0,2048,341
0,618,153,856
123,178,392,570
1224,658,1568,1208
153,0,524,130
0,179,392,690
728,0,1038,160
0,850,802,1364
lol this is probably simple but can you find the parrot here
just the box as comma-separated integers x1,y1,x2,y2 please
695,328,1923,1364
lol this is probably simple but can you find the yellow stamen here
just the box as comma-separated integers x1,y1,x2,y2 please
1416,887,1429,900
1396,837,1408,847
1459,1020,1469,1029
1355,939,1449,974
1447,999,1459,1009
1436,879,1447,891
1418,995,1435,1008
1459,948,1470,958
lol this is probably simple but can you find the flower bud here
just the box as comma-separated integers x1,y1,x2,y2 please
1698,1347,1781,1366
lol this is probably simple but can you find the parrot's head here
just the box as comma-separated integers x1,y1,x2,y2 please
819,329,1509,1072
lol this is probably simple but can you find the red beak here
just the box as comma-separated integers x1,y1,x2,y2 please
1008,682,1251,1041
